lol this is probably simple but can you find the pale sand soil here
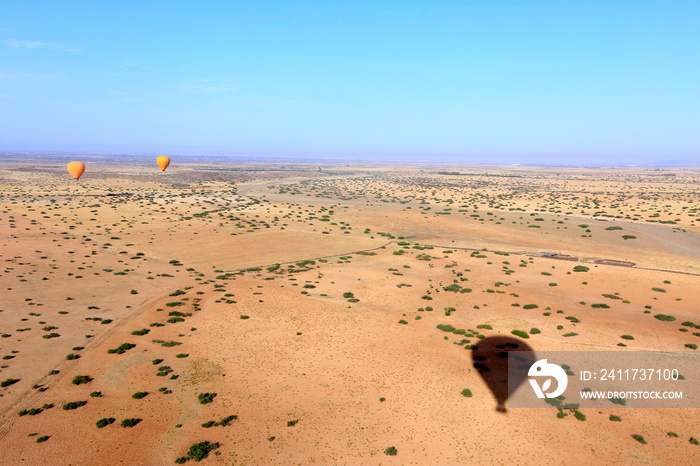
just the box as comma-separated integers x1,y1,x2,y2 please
1,163,699,465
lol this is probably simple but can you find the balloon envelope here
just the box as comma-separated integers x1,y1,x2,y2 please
67,161,85,180
156,156,170,172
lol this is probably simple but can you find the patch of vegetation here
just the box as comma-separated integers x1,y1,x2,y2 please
609,397,626,406
384,446,398,456
121,418,141,427
461,388,472,397
437,324,455,332
632,434,647,444
72,375,92,385
198,392,217,404
96,417,116,428
62,401,87,410
179,441,219,462
160,340,182,347
654,314,676,322
107,343,135,354
1,378,20,387
19,408,43,416
511,330,529,339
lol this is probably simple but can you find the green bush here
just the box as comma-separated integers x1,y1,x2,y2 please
523,304,538,310
620,335,634,340
185,441,219,461
384,446,398,456
72,375,92,385
287,419,299,427
96,417,115,428
511,330,529,339
90,391,102,397
461,388,472,397
19,408,43,416
573,266,589,272
632,434,647,444
121,418,141,427
132,391,148,399
530,328,541,335
36,436,49,443
654,314,676,322
107,343,135,354
198,392,217,404
609,415,622,422
1,378,20,387
437,324,455,332
62,401,87,410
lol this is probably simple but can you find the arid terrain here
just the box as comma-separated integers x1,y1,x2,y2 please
1,157,699,464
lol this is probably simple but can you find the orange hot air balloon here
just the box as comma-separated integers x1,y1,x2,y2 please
156,156,170,172
67,161,86,180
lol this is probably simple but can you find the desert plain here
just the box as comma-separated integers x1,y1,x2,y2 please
0,156,699,464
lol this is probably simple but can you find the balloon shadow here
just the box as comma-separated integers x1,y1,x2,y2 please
471,336,535,413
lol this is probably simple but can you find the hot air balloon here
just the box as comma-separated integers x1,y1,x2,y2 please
156,156,170,172
67,161,86,180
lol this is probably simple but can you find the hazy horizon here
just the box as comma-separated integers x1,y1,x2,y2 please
2,1,698,164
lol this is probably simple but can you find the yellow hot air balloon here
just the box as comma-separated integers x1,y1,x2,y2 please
156,156,170,172
67,161,86,180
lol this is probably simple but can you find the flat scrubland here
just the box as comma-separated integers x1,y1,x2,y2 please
1,159,699,464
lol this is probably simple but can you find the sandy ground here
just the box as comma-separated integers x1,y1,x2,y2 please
1,160,699,465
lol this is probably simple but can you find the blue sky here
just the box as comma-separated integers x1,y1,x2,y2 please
1,1,698,164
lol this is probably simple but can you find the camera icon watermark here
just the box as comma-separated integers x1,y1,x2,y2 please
527,359,568,399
